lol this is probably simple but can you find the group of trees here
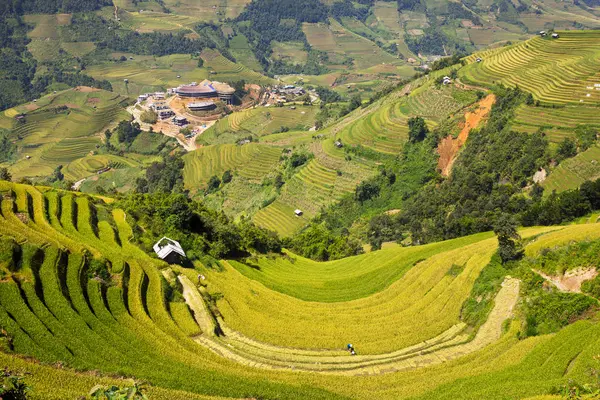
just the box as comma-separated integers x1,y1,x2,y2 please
113,120,142,145
284,224,363,261
290,85,600,261
236,0,369,74
0,130,16,163
118,192,281,260
135,154,185,194
1,0,111,14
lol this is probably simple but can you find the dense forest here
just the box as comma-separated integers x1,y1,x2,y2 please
0,0,111,15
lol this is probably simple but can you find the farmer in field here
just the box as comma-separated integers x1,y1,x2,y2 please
347,343,353,351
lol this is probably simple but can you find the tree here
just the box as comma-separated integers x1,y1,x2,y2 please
89,381,148,400
222,170,233,184
556,137,577,162
525,93,534,105
575,125,598,151
493,213,524,263
197,57,204,68
355,181,380,203
206,175,221,193
0,167,11,182
348,94,362,111
273,173,284,189
50,165,64,182
0,368,31,400
408,116,428,143
140,110,158,124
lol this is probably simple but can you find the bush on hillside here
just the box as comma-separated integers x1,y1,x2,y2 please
140,110,158,124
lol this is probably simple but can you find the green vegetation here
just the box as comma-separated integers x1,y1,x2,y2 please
0,178,600,400
6,88,130,181
462,31,600,104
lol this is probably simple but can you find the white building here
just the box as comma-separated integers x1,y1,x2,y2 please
153,237,186,263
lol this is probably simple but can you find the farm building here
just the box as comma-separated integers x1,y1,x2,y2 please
157,109,175,119
173,116,188,126
137,94,149,103
176,80,235,104
540,31,547,36
552,33,559,39
294,209,303,216
187,101,217,111
334,140,343,148
153,237,186,264
442,76,452,85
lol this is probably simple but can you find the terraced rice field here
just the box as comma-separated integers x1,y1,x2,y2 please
303,19,403,71
334,77,446,154
7,89,130,179
253,153,373,236
542,145,600,193
183,143,282,190
85,55,211,96
1,181,600,399
201,49,273,85
119,11,202,33
208,227,567,355
23,14,98,62
63,155,142,181
228,35,264,72
201,106,318,144
163,0,251,20
512,104,600,143
461,30,600,104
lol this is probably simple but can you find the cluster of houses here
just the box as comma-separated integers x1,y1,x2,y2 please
268,85,308,104
539,31,559,38
149,101,175,120
137,92,165,103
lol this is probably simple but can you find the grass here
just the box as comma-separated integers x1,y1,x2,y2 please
0,181,600,399
199,105,318,145
543,145,600,193
183,143,282,191
63,155,142,181
512,104,600,144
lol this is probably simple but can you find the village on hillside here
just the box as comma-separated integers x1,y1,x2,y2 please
129,79,319,150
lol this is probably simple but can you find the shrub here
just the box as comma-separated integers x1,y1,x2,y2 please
140,110,158,124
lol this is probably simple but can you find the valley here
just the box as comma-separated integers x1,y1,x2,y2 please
1,1,600,399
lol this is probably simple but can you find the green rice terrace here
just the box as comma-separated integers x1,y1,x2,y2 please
3,88,130,180
1,181,600,399
461,30,600,105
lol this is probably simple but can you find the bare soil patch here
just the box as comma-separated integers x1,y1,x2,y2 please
75,86,101,93
536,268,598,293
437,94,496,177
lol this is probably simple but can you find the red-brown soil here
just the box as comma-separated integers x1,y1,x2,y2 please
437,94,496,177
